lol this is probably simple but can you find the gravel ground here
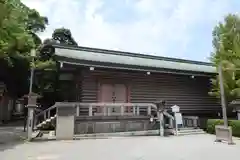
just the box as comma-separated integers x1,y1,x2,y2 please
1,134,240,160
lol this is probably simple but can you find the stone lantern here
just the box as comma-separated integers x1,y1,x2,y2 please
154,100,166,137
27,92,40,107
25,92,41,141
155,100,166,111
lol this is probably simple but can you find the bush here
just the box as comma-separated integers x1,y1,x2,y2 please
206,119,240,137
229,120,240,137
207,119,224,134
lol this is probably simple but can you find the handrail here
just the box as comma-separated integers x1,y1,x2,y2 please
56,102,157,109
34,104,57,129
35,104,57,118
163,111,174,120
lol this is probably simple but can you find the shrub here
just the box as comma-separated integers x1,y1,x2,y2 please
206,119,240,137
228,120,240,137
206,119,224,134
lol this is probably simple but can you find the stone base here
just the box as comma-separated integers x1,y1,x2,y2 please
215,125,235,145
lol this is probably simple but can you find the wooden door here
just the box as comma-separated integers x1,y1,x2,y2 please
111,84,127,114
114,84,127,102
100,84,113,102
99,84,113,113
99,83,127,115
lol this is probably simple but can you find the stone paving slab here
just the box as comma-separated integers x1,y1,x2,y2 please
1,134,240,160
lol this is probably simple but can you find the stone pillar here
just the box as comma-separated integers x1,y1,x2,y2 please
159,112,164,136
26,105,38,141
56,103,75,140
26,93,39,141
155,100,166,137
193,117,198,128
169,118,173,128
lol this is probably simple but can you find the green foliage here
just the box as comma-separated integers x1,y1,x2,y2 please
229,120,240,137
0,0,34,62
0,0,48,65
52,28,78,46
206,119,224,134
0,0,48,98
209,14,240,104
206,119,240,137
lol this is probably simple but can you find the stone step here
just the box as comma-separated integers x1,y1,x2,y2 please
32,130,56,140
177,131,206,136
174,129,205,136
179,127,198,130
36,115,56,129
178,129,203,133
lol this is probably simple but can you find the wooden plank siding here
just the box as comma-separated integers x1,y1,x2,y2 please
76,67,221,116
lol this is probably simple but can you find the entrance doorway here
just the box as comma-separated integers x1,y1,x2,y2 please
99,84,128,114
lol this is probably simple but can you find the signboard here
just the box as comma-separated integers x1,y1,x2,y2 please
171,105,180,113
175,113,183,125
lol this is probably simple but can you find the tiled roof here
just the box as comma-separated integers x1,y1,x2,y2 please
53,45,216,74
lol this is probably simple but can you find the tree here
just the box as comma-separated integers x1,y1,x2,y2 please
209,14,240,104
0,0,48,98
52,28,78,46
34,28,78,98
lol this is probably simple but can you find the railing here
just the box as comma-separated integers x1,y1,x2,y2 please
75,103,157,117
182,116,199,128
34,104,57,128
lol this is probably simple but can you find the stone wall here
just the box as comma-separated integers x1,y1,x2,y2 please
74,116,158,134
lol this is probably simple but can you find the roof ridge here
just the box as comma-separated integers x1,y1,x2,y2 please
52,44,213,66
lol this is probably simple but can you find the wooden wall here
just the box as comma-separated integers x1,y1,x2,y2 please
75,67,221,116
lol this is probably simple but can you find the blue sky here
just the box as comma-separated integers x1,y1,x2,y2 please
23,0,240,62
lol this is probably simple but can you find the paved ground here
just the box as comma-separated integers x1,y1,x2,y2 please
0,121,27,152
1,134,240,160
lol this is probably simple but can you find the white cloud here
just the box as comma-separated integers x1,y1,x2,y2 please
22,0,236,61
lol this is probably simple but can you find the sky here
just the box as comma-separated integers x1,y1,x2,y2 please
22,0,240,62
